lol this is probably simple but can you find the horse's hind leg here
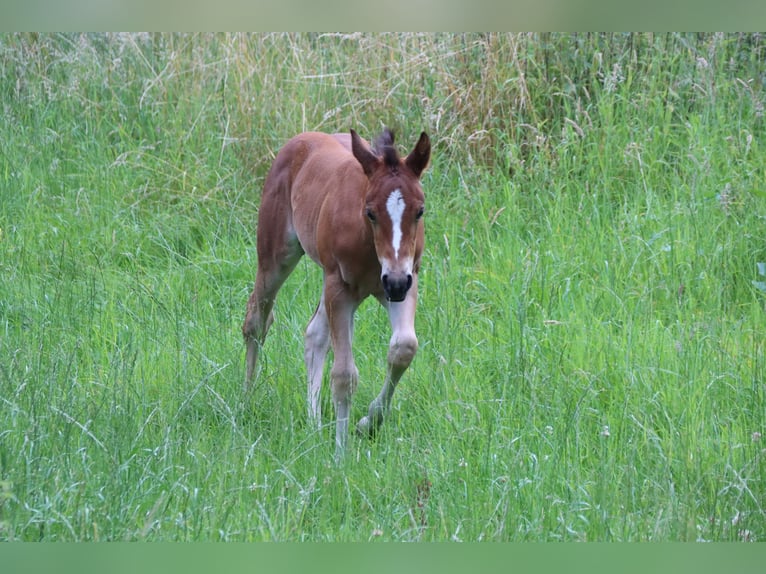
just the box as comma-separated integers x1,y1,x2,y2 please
357,274,419,437
242,223,303,390
304,284,330,427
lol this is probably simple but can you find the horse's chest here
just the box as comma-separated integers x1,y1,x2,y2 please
336,258,382,296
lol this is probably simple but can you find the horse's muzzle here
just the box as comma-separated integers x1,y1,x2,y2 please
382,273,413,302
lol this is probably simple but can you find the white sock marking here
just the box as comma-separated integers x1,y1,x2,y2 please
386,189,405,259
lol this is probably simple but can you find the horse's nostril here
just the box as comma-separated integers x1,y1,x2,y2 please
381,273,412,302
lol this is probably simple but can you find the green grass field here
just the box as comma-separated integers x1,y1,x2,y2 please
1,32,764,541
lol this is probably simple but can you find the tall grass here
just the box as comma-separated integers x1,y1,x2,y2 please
0,33,764,541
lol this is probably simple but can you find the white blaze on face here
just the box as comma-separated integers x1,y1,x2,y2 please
386,189,405,259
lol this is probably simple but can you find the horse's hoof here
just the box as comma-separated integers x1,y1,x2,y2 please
356,416,372,438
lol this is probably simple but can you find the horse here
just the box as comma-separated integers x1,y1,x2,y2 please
242,127,431,458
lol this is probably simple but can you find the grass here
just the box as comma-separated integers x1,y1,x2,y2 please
0,32,765,541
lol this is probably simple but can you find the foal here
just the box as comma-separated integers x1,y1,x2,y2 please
242,128,431,457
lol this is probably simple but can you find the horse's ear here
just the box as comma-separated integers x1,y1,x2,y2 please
351,129,379,177
405,132,430,179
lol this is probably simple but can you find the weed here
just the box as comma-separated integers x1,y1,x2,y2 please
0,33,764,541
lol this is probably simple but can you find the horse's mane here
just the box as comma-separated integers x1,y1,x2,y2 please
372,128,400,170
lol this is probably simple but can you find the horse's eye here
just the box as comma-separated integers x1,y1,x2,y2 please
415,206,425,220
365,208,377,223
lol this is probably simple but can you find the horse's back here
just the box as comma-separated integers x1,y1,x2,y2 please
261,131,369,268
279,131,366,163
262,132,353,199
331,132,359,152
276,131,364,198
283,131,353,158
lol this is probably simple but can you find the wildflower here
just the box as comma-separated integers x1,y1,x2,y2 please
603,62,624,93
739,529,754,542
717,183,735,213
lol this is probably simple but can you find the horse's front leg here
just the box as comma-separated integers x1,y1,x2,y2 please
357,274,419,438
325,277,361,459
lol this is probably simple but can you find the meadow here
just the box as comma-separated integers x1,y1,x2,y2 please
0,32,764,541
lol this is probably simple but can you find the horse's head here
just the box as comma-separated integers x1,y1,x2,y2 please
351,128,430,302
